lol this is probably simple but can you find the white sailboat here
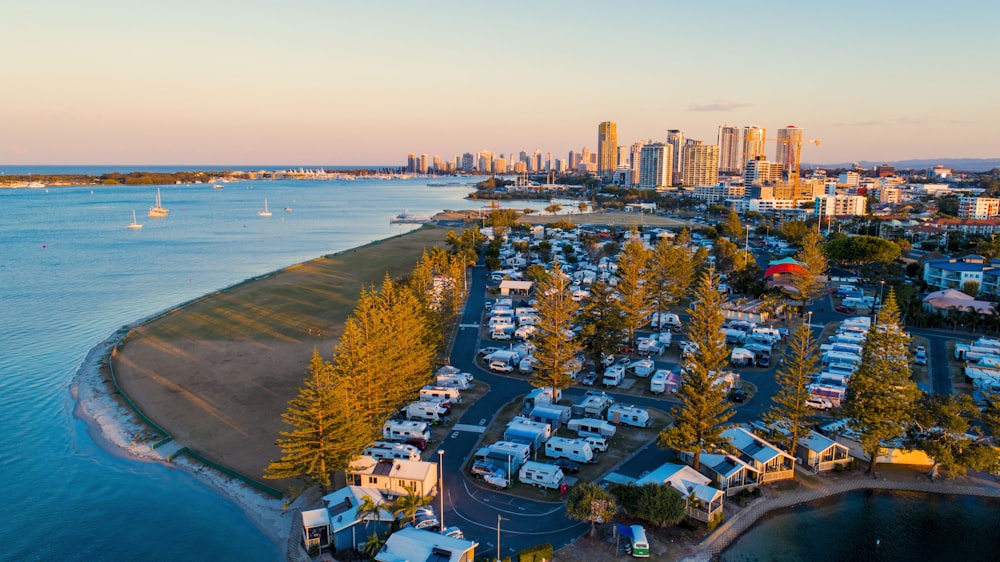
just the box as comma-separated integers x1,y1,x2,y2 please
258,198,272,217
148,188,169,218
127,210,143,230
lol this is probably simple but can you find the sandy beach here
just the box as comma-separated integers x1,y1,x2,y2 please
73,225,453,555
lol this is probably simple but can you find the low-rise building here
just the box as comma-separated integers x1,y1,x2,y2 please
722,426,796,483
375,527,478,562
346,456,438,498
635,463,725,523
922,254,992,292
797,430,852,473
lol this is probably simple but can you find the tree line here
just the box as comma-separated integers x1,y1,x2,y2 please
264,230,483,490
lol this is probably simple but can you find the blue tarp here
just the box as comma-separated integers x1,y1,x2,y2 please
616,523,633,539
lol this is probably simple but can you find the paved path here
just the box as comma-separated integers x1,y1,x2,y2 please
682,468,1000,561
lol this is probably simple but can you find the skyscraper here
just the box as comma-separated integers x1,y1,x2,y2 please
718,125,741,175
742,126,767,169
639,143,672,190
666,130,685,185
629,141,647,186
681,142,720,187
598,121,618,181
776,126,803,181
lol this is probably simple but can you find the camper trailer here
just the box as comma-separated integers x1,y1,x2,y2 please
567,417,618,438
382,420,431,442
518,461,565,489
419,386,462,404
731,347,756,367
504,418,553,450
529,404,571,430
572,393,613,419
404,401,449,422
629,359,655,378
544,436,595,463
650,369,679,394
523,388,562,411
363,442,421,462
602,364,626,388
607,405,651,428
476,441,531,467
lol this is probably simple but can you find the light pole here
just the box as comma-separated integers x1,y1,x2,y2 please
497,514,506,561
806,310,813,328
745,224,751,268
437,449,445,530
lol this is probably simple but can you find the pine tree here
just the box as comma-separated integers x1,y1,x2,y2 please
565,482,618,538
844,289,919,475
725,209,744,241
264,349,339,491
531,260,582,394
578,278,627,365
790,229,828,311
649,236,695,315
658,270,734,470
763,323,819,453
616,232,652,345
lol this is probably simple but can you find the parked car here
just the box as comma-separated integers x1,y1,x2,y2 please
552,458,580,474
914,346,927,365
581,371,598,386
835,305,854,314
472,460,501,478
806,397,834,410
731,389,747,402
404,437,427,451
478,346,502,359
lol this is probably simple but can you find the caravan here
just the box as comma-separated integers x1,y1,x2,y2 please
382,420,431,442
607,405,651,428
518,461,565,489
545,436,595,463
419,386,462,404
405,401,449,422
650,369,679,394
363,442,421,462
567,417,617,438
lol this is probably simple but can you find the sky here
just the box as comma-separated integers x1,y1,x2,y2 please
4,0,999,166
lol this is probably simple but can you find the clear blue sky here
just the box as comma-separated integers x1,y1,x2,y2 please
4,0,998,166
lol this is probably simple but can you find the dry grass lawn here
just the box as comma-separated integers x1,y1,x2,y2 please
111,226,452,490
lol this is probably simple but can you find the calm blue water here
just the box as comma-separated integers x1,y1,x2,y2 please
0,177,495,561
722,490,1000,562
0,165,394,175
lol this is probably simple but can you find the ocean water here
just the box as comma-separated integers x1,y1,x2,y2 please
722,490,1000,562
0,177,496,561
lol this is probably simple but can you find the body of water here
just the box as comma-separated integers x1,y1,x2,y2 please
0,176,493,561
722,489,1000,562
0,165,395,175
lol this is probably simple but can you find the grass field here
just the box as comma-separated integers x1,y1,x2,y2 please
112,225,453,490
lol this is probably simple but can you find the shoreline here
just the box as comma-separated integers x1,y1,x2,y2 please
70,224,454,558
71,326,299,554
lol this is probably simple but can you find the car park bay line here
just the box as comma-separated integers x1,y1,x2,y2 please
451,423,487,433
460,479,568,518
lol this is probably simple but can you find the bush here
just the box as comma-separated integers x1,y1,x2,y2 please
307,544,320,557
518,543,554,562
706,513,725,532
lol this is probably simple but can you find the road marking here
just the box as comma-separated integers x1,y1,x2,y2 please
459,323,480,328
452,424,487,433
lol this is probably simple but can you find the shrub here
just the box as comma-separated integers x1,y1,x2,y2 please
706,513,725,532
518,543,554,562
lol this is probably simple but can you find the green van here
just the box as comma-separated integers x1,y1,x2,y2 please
630,525,649,558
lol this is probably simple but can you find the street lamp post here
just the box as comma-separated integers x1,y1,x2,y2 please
437,450,445,530
497,514,502,562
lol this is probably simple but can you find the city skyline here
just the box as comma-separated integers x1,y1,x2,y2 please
3,1,999,166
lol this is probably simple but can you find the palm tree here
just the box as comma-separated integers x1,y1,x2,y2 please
362,532,384,558
356,494,386,531
392,489,432,527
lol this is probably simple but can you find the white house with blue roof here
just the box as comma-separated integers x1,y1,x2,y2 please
679,451,761,496
722,426,796,483
635,463,725,523
923,254,997,293
797,430,852,472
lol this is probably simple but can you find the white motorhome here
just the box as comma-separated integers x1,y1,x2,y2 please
405,401,449,422
607,405,651,427
722,328,746,345
749,327,781,345
476,440,531,466
821,351,862,368
518,461,565,489
382,420,431,442
419,386,462,404
731,347,756,367
435,375,470,390
629,359,655,378
636,337,664,357
545,436,595,463
363,442,421,462
602,364,626,388
567,417,617,438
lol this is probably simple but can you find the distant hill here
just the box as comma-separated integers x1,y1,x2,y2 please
803,158,1000,173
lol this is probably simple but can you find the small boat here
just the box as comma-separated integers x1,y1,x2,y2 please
127,210,143,230
213,183,224,189
258,198,272,217
284,207,292,212
391,210,430,224
148,188,169,218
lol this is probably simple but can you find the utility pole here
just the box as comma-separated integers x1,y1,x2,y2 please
437,450,445,530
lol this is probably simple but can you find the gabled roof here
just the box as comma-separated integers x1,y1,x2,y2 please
722,427,794,465
635,462,721,503
320,486,394,532
348,456,436,483
375,527,478,562
699,453,759,480
798,430,847,455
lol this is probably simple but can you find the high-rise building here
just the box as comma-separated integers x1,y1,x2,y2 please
718,125,741,175
406,153,417,173
666,130,685,184
742,126,766,170
618,146,630,170
581,147,593,172
432,156,442,172
598,121,618,180
569,150,581,171
461,153,475,172
744,157,784,187
959,197,1000,219
478,150,492,173
639,143,673,190
418,154,429,174
681,142,719,187
533,150,543,172
629,141,647,186
776,126,803,182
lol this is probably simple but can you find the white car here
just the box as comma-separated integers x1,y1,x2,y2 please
805,397,834,410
